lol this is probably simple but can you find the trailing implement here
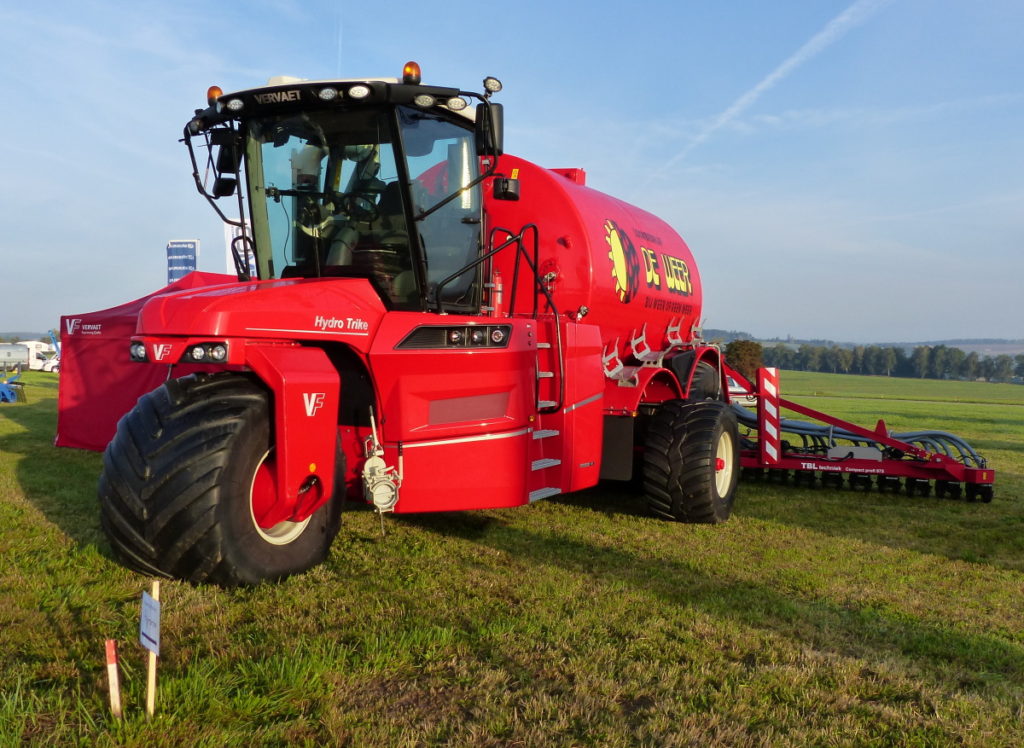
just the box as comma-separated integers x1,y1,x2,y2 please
726,366,995,501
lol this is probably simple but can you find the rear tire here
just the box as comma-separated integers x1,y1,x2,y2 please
687,361,723,401
643,400,739,523
98,373,342,586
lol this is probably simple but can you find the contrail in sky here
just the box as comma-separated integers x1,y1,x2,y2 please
657,0,894,174
336,8,343,76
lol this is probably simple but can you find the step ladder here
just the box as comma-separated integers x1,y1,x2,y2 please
530,318,565,502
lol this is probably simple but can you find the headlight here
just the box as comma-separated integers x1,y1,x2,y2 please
397,325,512,349
184,341,229,363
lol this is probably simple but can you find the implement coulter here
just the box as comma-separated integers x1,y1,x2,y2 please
727,366,995,501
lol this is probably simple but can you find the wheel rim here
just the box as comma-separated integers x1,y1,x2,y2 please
714,430,735,497
249,449,311,545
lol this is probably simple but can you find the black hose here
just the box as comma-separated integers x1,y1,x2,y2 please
731,403,987,468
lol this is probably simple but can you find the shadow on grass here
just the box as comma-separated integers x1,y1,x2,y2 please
548,482,650,518
409,516,1024,693
0,395,107,550
393,482,648,542
735,475,1024,573
401,468,1024,577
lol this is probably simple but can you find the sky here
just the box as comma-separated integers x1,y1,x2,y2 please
0,0,1020,343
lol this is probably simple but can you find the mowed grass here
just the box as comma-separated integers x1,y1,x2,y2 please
1,370,1023,746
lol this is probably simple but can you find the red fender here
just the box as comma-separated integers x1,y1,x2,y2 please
603,367,683,414
246,345,340,524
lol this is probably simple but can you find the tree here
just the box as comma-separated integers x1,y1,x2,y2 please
824,346,842,373
978,356,995,381
991,355,1014,382
798,344,822,372
946,347,965,379
882,347,898,377
910,346,931,378
851,346,865,374
930,345,949,379
764,344,795,370
863,346,883,376
836,347,854,373
724,340,763,381
963,352,980,380
1015,354,1024,379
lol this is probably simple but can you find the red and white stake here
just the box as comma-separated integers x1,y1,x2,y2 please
105,639,122,718
758,367,781,466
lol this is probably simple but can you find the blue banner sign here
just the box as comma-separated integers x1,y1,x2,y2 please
167,239,199,284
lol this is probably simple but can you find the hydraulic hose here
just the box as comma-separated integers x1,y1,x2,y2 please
730,404,987,468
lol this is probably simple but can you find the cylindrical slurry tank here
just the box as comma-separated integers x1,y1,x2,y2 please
485,155,703,356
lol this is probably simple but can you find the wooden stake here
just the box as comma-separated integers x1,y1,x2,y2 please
146,580,160,719
104,639,122,719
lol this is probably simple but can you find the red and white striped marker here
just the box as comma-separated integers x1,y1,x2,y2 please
758,368,781,466
105,639,122,718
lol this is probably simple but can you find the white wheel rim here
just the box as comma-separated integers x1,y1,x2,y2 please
249,449,311,545
714,431,735,497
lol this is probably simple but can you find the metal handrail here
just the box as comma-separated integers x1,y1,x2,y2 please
436,223,565,413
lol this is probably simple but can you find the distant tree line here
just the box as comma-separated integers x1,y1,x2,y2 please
718,339,1022,383
752,342,1022,382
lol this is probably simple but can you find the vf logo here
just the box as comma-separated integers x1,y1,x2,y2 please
303,392,326,417
152,344,173,361
65,318,82,335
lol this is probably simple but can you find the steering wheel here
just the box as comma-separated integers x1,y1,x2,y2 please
332,193,379,222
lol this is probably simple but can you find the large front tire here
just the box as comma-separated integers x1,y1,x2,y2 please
643,399,739,523
98,373,342,586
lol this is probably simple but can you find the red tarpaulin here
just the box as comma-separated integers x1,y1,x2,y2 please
55,272,236,451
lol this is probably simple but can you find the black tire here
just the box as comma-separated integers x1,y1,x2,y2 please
643,399,739,523
687,361,723,401
98,373,342,586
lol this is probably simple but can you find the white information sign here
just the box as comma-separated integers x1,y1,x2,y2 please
140,590,161,656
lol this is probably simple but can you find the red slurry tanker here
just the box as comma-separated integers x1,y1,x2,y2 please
72,63,992,586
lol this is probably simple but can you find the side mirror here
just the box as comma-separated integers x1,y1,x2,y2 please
212,177,238,197
210,128,242,172
216,145,240,173
475,103,504,156
208,128,241,197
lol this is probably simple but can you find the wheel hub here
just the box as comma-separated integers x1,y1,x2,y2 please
714,432,735,497
249,450,311,545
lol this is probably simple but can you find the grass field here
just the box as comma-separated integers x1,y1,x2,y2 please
1,370,1022,746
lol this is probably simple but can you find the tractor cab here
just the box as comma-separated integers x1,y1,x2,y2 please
186,63,504,312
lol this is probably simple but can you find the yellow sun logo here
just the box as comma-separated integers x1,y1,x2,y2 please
605,219,639,303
